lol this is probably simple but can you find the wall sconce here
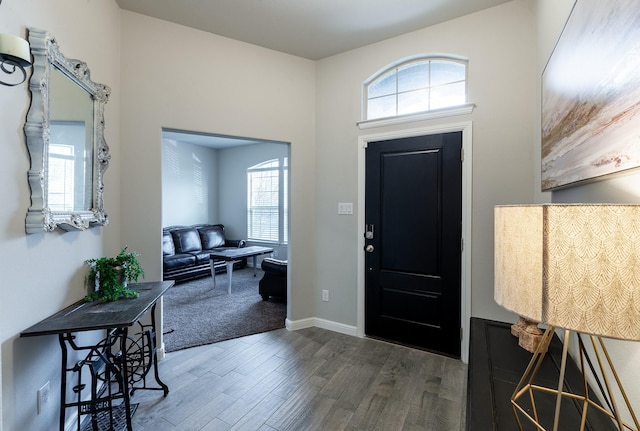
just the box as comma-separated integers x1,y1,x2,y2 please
0,33,32,86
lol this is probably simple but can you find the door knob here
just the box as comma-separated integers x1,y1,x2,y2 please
365,244,374,253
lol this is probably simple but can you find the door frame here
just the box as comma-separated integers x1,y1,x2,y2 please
357,121,473,363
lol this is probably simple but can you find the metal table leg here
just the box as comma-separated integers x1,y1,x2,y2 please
58,334,67,431
226,261,234,294
58,331,133,431
119,327,134,431
129,302,169,397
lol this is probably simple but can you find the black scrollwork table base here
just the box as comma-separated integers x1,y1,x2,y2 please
21,281,174,431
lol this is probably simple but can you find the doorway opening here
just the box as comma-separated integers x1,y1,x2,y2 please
160,128,291,352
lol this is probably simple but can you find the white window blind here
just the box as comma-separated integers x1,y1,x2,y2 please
48,121,89,211
247,158,288,244
48,143,75,211
283,158,288,244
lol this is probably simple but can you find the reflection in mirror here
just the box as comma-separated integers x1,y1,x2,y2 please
24,28,110,233
49,121,91,211
49,66,93,212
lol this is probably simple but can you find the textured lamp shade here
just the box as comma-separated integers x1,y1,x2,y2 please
495,204,640,341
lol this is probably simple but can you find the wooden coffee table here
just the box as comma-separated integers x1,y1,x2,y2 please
209,246,274,293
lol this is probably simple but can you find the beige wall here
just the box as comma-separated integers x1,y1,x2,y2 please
314,0,536,328
118,12,317,324
536,0,640,422
0,1,122,430
161,138,220,226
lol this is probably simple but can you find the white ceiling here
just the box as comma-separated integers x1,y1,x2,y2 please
115,0,512,61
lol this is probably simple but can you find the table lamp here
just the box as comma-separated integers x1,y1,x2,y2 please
494,204,640,431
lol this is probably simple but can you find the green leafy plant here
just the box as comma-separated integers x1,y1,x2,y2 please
85,247,145,302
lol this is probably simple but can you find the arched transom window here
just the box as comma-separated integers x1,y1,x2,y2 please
364,56,467,121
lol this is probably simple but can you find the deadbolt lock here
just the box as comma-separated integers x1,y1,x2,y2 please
365,224,374,240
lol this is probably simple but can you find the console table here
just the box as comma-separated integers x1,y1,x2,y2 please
467,318,616,430
21,281,174,431
209,246,273,293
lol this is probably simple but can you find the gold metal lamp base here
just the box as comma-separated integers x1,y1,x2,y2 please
511,326,640,431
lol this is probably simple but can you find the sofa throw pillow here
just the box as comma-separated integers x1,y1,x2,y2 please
162,231,175,256
199,225,225,249
171,228,202,253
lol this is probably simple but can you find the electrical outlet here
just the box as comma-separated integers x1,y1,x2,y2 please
322,289,329,302
37,381,50,414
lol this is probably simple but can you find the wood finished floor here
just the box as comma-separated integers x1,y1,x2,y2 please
131,327,467,431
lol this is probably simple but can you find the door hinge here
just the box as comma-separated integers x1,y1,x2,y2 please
461,327,463,341
461,147,464,162
461,237,464,252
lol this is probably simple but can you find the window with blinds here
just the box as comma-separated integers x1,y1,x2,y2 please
48,120,89,212
247,158,288,244
48,143,76,211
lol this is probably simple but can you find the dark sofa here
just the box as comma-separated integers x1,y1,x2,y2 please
162,224,246,282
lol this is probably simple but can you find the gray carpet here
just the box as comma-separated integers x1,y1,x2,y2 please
162,268,286,352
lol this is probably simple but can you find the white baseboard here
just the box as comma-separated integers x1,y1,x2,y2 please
285,317,358,337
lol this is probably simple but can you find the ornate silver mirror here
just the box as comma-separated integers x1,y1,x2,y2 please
24,28,110,233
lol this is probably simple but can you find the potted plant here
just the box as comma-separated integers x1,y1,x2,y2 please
85,247,145,302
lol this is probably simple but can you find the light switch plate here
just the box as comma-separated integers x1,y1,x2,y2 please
338,202,353,215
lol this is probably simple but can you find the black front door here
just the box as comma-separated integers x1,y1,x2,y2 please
365,132,462,357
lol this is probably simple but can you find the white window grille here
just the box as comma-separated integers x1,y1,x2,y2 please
247,158,288,244
48,143,76,211
364,56,467,121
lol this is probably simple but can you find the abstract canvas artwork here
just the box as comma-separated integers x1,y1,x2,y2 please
541,0,640,191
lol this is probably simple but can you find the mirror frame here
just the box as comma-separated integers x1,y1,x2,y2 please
24,28,111,233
